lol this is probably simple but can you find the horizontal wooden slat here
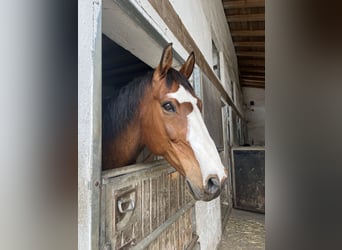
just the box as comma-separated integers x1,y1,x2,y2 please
227,13,264,22
223,0,264,9
237,51,265,58
239,67,265,73
240,79,265,86
241,83,265,88
231,30,265,37
239,59,264,67
241,75,265,80
234,41,265,48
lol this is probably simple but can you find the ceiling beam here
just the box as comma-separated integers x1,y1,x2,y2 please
241,75,265,80
223,0,264,9
231,30,265,37
241,83,265,88
240,78,265,83
239,59,264,66
239,67,265,73
240,79,265,88
237,51,265,58
227,13,264,22
234,41,265,48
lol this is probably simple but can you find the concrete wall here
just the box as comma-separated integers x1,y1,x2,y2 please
170,0,239,101
243,87,265,146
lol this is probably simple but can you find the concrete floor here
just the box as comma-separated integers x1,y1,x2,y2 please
218,209,265,250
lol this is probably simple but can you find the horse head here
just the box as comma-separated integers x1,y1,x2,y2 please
140,44,227,201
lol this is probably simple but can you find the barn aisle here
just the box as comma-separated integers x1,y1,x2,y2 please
218,209,265,250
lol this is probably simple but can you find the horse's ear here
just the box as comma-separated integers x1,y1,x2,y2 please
155,43,173,79
179,52,195,79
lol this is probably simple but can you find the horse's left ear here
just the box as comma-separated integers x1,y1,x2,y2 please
179,52,195,79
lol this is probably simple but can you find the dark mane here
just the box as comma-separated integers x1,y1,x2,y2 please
103,68,194,140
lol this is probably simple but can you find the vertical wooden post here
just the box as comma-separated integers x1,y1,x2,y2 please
78,0,102,249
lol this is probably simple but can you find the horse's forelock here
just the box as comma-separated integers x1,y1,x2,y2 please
166,68,194,93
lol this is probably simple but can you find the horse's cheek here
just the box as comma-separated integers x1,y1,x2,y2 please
165,123,178,141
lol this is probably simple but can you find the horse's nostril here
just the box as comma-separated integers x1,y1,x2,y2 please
205,175,220,194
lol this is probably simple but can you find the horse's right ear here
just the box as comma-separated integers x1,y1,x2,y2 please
179,52,195,79
154,43,173,79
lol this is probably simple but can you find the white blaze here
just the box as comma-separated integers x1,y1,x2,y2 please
167,86,227,185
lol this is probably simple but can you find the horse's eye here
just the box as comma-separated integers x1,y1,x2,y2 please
162,102,176,113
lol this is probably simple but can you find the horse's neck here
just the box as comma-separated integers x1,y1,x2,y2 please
102,116,144,169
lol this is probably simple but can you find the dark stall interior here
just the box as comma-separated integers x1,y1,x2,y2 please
102,34,152,99
101,34,154,165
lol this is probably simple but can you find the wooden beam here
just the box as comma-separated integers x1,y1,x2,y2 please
240,79,265,88
227,13,264,22
240,79,265,84
234,41,265,48
237,51,265,58
239,59,264,66
231,30,265,37
241,83,265,88
241,75,265,80
239,67,265,73
223,0,264,9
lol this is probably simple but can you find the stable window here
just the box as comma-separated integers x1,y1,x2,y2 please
212,41,221,80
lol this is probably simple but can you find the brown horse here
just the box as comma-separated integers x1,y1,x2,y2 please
102,44,227,201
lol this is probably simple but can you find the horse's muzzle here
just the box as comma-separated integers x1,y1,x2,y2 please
186,175,227,201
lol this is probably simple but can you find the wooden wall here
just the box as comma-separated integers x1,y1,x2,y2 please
100,161,198,249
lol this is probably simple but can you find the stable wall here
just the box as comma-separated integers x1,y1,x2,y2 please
243,87,265,146
169,0,240,105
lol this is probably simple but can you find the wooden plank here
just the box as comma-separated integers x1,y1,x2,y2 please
223,0,264,9
159,172,166,224
241,75,265,80
240,77,265,82
179,175,184,207
239,59,264,67
142,179,151,237
240,83,265,88
227,13,264,22
178,218,183,250
239,67,265,73
234,41,265,48
170,172,179,215
148,0,245,120
231,30,265,37
151,178,158,231
133,182,142,243
240,80,265,88
102,159,168,179
130,201,195,250
237,51,265,58
184,209,192,246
